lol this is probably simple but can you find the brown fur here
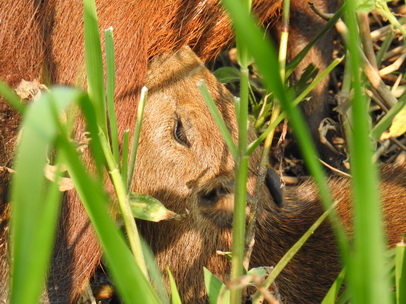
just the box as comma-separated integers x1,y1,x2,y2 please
135,48,406,303
0,1,371,303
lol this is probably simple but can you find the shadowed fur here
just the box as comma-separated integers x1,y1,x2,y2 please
2,1,400,304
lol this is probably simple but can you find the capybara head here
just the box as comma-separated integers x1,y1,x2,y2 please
132,46,271,302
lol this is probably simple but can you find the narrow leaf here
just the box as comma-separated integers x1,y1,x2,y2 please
129,193,179,222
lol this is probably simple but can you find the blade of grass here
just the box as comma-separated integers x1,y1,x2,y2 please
105,27,119,164
395,239,405,304
127,86,148,191
251,200,338,303
220,0,350,289
246,55,343,156
0,81,26,113
286,5,344,77
98,130,148,276
245,0,289,278
55,93,160,303
121,129,130,187
10,88,80,304
167,269,182,304
371,93,406,140
321,268,346,304
141,240,170,304
198,81,237,159
345,3,390,304
230,0,251,296
83,0,107,133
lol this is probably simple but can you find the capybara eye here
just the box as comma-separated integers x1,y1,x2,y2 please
173,115,190,148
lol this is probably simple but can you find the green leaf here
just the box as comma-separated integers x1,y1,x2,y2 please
213,67,241,84
129,193,179,222
198,81,237,159
56,113,160,304
204,267,230,304
84,0,106,132
167,268,182,304
247,267,268,278
10,87,81,304
0,80,26,113
371,93,406,140
140,239,169,303
104,27,119,164
380,104,406,140
354,0,375,13
321,268,346,304
396,239,406,304
251,200,338,302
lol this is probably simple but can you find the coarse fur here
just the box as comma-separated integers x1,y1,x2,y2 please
2,45,404,303
135,48,406,303
3,1,401,303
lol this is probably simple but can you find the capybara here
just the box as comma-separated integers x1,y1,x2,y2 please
3,1,401,304
133,47,406,303
2,45,405,304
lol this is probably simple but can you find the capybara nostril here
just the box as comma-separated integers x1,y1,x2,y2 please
200,188,220,207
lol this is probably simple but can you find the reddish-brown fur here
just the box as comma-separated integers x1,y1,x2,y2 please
2,44,405,303
134,48,406,303
3,1,401,304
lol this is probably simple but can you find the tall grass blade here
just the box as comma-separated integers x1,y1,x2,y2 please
121,130,130,186
251,201,338,303
83,0,106,133
10,88,81,303
286,5,344,77
220,0,349,267
371,93,406,140
198,81,237,159
321,269,346,304
127,86,148,191
395,240,405,304
56,93,159,303
0,81,26,113
345,3,390,304
105,27,119,164
167,268,182,304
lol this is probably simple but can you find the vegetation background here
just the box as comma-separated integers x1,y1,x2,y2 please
0,0,405,303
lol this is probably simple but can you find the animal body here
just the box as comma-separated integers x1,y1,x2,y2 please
2,44,406,303
134,47,406,303
2,1,403,304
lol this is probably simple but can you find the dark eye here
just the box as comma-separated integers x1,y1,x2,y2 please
173,115,191,148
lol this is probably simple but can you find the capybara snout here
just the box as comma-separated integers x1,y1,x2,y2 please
134,47,260,226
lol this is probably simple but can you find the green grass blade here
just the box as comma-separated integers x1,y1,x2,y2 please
220,0,349,262
246,56,343,156
198,81,237,159
167,268,182,304
0,81,26,113
251,201,338,303
98,129,148,275
121,129,130,186
345,3,390,304
286,5,344,77
127,86,147,191
141,240,169,304
83,0,106,132
56,99,160,303
204,267,230,304
10,87,80,304
105,27,119,164
321,268,346,304
371,93,406,140
396,239,405,304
